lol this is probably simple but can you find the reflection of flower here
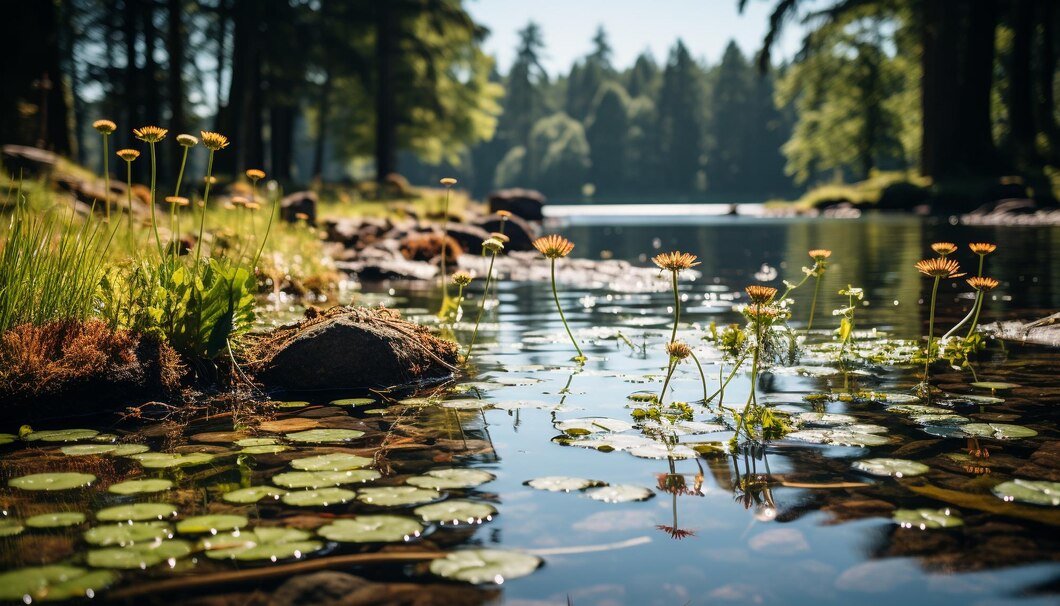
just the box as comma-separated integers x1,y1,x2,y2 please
656,473,689,495
656,524,696,540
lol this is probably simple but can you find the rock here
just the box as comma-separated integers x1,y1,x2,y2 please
1,145,59,178
398,231,462,264
324,217,391,250
981,312,1060,347
473,213,537,251
441,223,491,253
339,258,439,282
268,570,497,606
487,188,546,221
247,306,458,392
271,571,369,605
280,191,318,225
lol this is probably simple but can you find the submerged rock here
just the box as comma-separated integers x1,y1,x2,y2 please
245,306,458,392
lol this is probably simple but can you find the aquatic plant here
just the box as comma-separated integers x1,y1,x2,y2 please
133,125,168,256
439,177,457,301
464,237,504,363
731,285,791,449
116,148,140,234
916,254,963,386
964,276,999,338
92,119,116,222
534,235,585,363
247,169,276,270
834,285,864,365
194,130,229,269
497,209,512,236
652,251,700,346
452,270,473,321
804,249,831,331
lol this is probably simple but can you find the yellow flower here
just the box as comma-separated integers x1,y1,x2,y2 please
164,196,189,206
930,242,958,256
440,177,457,186
489,232,510,243
967,276,999,291
116,148,140,162
176,134,198,147
452,271,473,287
652,251,699,271
915,257,963,278
231,196,249,207
245,168,266,181
92,119,116,135
482,237,505,254
969,242,997,255
808,249,832,260
745,285,778,304
200,130,230,151
533,234,575,259
666,341,692,360
132,125,168,143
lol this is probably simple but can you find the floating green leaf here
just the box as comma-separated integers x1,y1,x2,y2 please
414,500,496,525
222,486,288,504
240,444,291,454
25,512,86,529
9,472,95,491
96,503,178,522
970,382,1019,391
628,443,698,460
893,508,963,529
281,487,356,507
202,528,323,561
584,484,655,503
785,425,890,447
272,469,381,489
524,476,606,492
83,522,173,546
852,458,930,478
792,412,858,427
992,479,1060,506
290,452,373,471
357,486,440,507
318,516,424,543
235,438,279,447
406,469,496,490
176,514,248,534
129,452,217,468
23,429,99,443
87,540,192,569
0,566,117,602
440,399,492,411
555,417,634,433
108,478,174,495
961,423,1038,439
329,398,376,407
0,518,24,536
429,549,542,584
59,444,118,456
284,429,365,443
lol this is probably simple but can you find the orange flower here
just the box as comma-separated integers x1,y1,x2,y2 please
245,168,266,181
533,234,575,259
969,242,997,255
440,177,457,186
967,276,999,291
666,341,692,360
92,119,116,135
808,249,832,260
915,257,963,278
652,251,699,271
930,242,958,256
132,125,168,143
745,285,778,304
200,130,230,151
164,196,189,206
116,148,140,162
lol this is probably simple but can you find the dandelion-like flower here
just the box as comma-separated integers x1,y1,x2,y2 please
176,134,198,147
204,175,218,185
489,232,510,243
452,271,473,287
116,148,140,162
246,168,266,181
808,249,832,260
164,196,189,206
743,304,781,321
745,285,778,304
231,196,249,207
93,119,116,135
482,237,505,254
969,242,997,255
930,242,958,257
652,251,699,271
967,276,999,291
200,130,230,150
666,341,692,360
497,210,512,219
132,125,168,143
440,177,457,186
533,234,575,259
916,258,963,278
246,201,261,211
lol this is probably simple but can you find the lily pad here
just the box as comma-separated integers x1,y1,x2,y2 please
961,423,1038,439
584,484,655,503
852,458,930,478
96,503,178,522
440,399,492,411
235,438,279,447
406,469,496,490
524,476,606,492
785,425,890,447
23,429,99,442
357,486,441,507
272,469,381,489
108,478,174,495
329,398,376,407
202,528,323,561
9,472,96,491
129,452,217,469
893,508,963,529
87,539,192,569
83,522,173,546
992,479,1060,506
59,444,118,456
318,515,424,543
240,444,292,454
273,400,311,408
281,487,356,507
628,443,698,460
176,514,248,534
0,566,117,602
107,444,151,456
886,404,956,416
555,417,634,433
0,518,24,536
25,512,86,529
222,485,288,504
970,381,1020,391
792,412,858,427
284,429,365,443
429,549,542,584
414,500,497,525
290,452,373,471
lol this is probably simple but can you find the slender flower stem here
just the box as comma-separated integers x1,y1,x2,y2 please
251,184,277,271
704,354,748,404
735,321,763,446
924,275,941,379
464,252,497,362
807,273,822,332
194,150,216,272
658,358,677,405
174,146,190,197
669,270,680,344
551,257,585,361
440,187,451,299
689,350,708,404
147,141,164,258
101,133,110,222
965,291,985,339
124,161,135,237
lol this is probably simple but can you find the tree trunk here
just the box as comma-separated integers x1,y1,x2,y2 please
123,0,140,135
1036,0,1060,163
223,0,262,175
962,0,998,174
312,70,332,181
270,105,294,183
166,0,187,138
374,2,398,184
214,0,229,130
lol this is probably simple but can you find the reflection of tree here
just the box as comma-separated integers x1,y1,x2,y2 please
655,456,704,540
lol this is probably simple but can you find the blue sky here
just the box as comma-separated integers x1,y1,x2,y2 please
466,0,809,76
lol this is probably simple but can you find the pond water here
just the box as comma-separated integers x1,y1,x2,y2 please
2,213,1059,605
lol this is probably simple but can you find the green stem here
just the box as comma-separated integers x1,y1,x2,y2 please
195,150,216,273
125,161,134,237
251,184,277,271
148,141,164,258
924,275,941,379
102,134,110,222
669,270,680,344
965,290,985,339
551,257,584,361
174,146,189,197
658,357,677,405
976,254,984,278
689,350,708,404
441,188,451,299
807,273,822,332
736,319,764,446
464,252,497,362
704,354,747,404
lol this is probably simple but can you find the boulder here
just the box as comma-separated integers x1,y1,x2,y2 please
487,188,546,221
473,212,537,251
440,222,492,253
280,191,318,225
268,571,497,606
246,306,458,391
1,145,59,178
398,231,462,264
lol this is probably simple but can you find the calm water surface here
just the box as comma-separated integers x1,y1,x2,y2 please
2,214,1058,605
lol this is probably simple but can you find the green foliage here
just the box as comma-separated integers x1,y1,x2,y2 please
496,113,591,194
586,82,631,193
656,41,707,193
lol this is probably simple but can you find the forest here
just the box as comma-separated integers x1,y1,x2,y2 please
3,0,1060,202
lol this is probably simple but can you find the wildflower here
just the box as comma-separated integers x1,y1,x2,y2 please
969,242,997,255
164,196,189,206
117,148,140,162
915,258,963,278
246,168,266,181
482,237,505,254
533,234,575,259
132,125,168,143
745,285,777,304
452,271,473,287
652,251,699,271
497,210,512,219
200,130,230,150
92,119,116,135
967,276,999,291
808,249,832,260
204,175,218,185
176,134,198,147
246,201,261,211
666,341,692,360
295,212,309,221
440,177,457,186
743,304,782,321
838,286,864,300
930,242,958,257
489,232,510,243
231,196,249,207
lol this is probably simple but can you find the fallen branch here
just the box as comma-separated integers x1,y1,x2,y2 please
780,481,870,489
